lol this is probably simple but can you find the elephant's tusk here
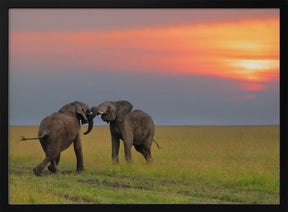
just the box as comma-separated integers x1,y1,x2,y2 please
98,111,104,114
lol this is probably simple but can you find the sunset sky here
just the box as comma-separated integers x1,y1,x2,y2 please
9,9,279,125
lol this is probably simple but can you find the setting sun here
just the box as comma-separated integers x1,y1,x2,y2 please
226,59,279,81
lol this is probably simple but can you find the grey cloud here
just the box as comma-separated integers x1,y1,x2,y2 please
9,69,279,125
10,9,279,33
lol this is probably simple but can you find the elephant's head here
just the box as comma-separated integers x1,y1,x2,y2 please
58,101,94,135
88,100,133,124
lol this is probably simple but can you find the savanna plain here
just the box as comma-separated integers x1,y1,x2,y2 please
9,125,279,204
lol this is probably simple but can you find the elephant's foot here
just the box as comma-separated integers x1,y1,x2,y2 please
33,167,41,176
125,159,133,165
145,157,153,164
48,164,58,173
112,158,119,165
76,166,84,172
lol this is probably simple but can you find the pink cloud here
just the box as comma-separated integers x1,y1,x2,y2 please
240,83,266,91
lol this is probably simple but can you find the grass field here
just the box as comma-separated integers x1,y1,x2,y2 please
9,125,279,204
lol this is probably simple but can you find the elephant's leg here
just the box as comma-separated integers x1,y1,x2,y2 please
33,155,54,176
143,146,153,163
111,135,120,164
123,141,133,162
35,138,60,175
144,138,153,163
55,153,61,165
48,160,58,173
73,136,84,172
134,144,152,163
121,129,133,162
48,153,60,173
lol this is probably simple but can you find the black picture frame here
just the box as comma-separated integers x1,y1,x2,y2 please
1,0,287,211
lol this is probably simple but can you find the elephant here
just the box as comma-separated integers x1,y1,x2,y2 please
86,100,159,164
20,101,94,176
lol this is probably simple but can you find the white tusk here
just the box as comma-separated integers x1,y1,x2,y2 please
98,111,104,114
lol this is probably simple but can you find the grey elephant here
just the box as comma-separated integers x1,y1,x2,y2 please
21,101,94,176
85,100,159,164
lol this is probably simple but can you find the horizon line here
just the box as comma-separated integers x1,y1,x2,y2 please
9,124,280,127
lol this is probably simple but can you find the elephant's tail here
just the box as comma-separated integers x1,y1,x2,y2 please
152,138,160,149
20,134,48,141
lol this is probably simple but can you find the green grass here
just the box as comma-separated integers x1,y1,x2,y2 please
9,125,279,204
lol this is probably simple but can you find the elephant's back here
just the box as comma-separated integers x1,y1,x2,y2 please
39,113,65,131
38,112,77,138
129,110,154,126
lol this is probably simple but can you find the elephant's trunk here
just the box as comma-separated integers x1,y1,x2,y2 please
83,107,99,135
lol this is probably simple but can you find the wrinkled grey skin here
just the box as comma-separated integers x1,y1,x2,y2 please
21,101,93,176
88,100,155,164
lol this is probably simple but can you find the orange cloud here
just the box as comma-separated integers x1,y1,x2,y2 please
10,17,279,87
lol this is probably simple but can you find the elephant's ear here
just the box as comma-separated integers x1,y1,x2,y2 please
115,101,133,122
76,104,89,124
59,101,88,124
